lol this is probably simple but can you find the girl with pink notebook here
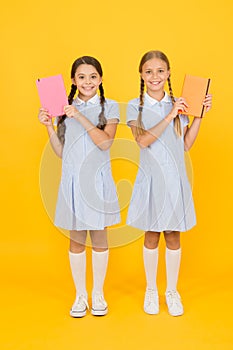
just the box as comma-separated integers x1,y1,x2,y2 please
38,56,120,318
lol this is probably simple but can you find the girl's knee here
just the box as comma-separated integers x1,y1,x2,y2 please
90,230,108,250
164,231,180,249
144,231,160,249
69,230,87,253
92,247,108,252
70,240,86,253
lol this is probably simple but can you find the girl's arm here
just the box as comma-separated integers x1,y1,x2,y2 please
38,108,63,158
130,98,188,148
184,94,212,151
64,105,118,151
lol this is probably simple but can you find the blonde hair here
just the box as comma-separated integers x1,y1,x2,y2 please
136,50,181,137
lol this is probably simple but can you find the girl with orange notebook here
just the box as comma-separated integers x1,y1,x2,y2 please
126,50,212,316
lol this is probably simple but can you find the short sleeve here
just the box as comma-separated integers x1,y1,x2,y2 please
180,114,190,128
174,97,189,128
53,116,58,126
126,99,139,125
105,100,120,122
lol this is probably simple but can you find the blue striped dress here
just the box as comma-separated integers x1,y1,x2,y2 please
126,92,196,232
54,94,120,231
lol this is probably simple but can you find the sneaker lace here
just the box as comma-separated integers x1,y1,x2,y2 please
167,290,180,306
94,293,106,307
75,295,89,310
146,289,157,304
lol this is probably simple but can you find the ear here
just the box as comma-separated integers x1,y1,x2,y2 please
167,70,171,79
71,78,76,85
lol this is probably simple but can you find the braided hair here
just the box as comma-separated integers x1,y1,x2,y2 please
57,83,77,145
57,56,107,144
136,78,145,136
136,50,181,137
97,82,107,129
167,76,182,137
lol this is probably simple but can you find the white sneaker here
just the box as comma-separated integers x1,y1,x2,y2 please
70,294,89,318
91,292,108,316
165,290,184,316
144,288,159,315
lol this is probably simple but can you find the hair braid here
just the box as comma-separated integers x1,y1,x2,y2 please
57,84,77,145
68,84,77,104
96,83,107,130
167,77,181,137
136,78,145,136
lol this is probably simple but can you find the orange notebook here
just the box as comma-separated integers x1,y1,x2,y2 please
181,74,211,117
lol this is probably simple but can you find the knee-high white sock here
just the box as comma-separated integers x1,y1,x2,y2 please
143,246,159,291
69,250,87,297
165,247,181,292
92,249,109,296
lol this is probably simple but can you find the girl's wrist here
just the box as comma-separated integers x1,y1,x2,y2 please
46,124,56,136
74,110,82,120
165,113,174,123
193,116,203,123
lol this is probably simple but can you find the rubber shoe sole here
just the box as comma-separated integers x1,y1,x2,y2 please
91,307,108,316
70,308,87,318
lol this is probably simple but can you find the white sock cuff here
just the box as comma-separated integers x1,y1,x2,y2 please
166,247,181,254
143,246,159,254
92,249,109,256
69,250,86,257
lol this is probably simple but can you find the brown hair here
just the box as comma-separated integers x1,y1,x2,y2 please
136,50,181,137
57,56,107,145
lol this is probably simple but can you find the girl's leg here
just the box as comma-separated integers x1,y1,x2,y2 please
144,231,161,290
90,229,108,316
163,230,183,316
69,230,88,318
163,230,181,291
143,231,161,315
70,229,87,253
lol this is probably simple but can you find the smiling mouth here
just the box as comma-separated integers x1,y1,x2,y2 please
150,81,160,85
82,86,94,90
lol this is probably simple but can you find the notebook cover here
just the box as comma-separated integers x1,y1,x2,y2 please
181,74,211,117
36,74,68,117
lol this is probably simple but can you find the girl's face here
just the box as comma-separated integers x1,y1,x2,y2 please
72,64,102,101
141,57,170,97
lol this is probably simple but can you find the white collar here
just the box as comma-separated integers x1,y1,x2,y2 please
74,94,99,106
145,91,171,105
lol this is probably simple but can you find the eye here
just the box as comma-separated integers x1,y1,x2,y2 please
158,69,164,73
145,70,152,74
79,75,85,79
91,75,97,79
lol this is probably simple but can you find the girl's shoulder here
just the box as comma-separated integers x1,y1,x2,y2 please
127,97,140,105
104,98,118,105
104,98,120,119
127,98,140,115
126,98,140,122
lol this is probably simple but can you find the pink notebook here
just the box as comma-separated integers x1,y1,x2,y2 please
36,74,68,117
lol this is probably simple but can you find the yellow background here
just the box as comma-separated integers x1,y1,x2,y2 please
1,0,233,349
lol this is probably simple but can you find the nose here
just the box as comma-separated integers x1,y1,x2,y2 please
85,77,91,84
152,71,158,79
